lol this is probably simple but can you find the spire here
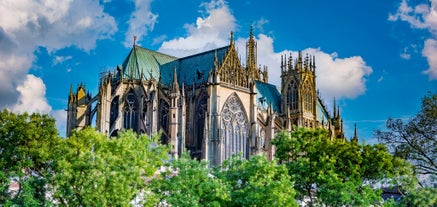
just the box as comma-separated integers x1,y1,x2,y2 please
333,97,337,118
312,55,316,72
214,49,218,70
171,65,179,93
246,25,259,80
230,31,234,46
69,84,74,103
352,123,358,142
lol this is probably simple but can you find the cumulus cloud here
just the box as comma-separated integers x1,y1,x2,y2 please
158,0,236,57
0,0,117,135
236,35,373,101
157,0,372,102
12,74,52,114
389,0,437,80
124,0,157,47
423,38,437,79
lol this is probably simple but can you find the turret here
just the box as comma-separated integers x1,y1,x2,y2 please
169,66,180,157
66,84,92,137
352,123,358,142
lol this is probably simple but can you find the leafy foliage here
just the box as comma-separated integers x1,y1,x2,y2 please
218,155,297,207
272,128,411,206
375,92,437,176
149,153,230,207
51,128,169,206
0,109,60,206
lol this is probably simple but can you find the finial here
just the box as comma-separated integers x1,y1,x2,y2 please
250,25,254,38
230,31,234,45
133,35,137,46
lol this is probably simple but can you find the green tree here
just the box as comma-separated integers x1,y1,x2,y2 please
51,128,169,206
149,153,230,207
399,187,437,206
218,155,297,207
0,109,60,206
273,128,410,207
375,92,437,176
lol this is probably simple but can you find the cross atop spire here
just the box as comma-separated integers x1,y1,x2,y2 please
133,35,137,46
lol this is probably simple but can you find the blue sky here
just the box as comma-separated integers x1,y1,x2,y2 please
0,0,436,142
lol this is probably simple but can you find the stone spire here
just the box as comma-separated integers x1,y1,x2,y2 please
246,26,260,80
352,123,358,142
171,65,179,93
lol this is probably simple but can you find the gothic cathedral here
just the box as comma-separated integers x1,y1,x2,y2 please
67,28,347,166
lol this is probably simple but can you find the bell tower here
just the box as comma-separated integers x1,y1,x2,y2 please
281,52,317,130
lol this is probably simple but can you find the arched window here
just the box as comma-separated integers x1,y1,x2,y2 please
302,82,313,113
123,92,138,131
193,94,207,159
220,94,248,160
287,82,298,111
159,100,169,144
110,96,119,128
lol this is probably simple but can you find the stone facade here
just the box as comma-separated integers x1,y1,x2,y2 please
66,28,346,166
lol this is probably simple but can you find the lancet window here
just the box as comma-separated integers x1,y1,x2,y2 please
123,92,138,131
220,94,248,160
302,82,313,113
110,96,119,128
193,94,207,159
287,81,298,111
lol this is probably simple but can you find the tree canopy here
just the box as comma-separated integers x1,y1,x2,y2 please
272,127,411,206
0,109,61,206
375,92,437,176
51,128,169,206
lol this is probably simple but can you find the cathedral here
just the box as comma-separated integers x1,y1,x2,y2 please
66,28,348,166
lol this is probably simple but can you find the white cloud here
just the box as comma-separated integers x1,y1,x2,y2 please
389,0,437,80
53,55,72,65
157,0,372,102
12,74,52,114
423,38,437,79
124,0,157,47
158,0,236,57
236,35,373,101
152,34,167,45
388,0,437,33
0,0,116,113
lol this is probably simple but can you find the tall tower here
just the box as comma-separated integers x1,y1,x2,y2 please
169,66,180,157
281,52,317,130
66,84,92,136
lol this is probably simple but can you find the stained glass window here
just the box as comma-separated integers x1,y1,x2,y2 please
220,94,248,160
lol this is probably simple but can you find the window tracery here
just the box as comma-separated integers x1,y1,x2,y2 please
287,82,298,111
123,92,137,131
220,95,248,160
302,82,313,113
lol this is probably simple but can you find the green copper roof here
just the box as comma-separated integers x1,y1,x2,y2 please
317,99,330,123
160,46,229,85
121,46,178,80
255,80,281,113
120,45,229,85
